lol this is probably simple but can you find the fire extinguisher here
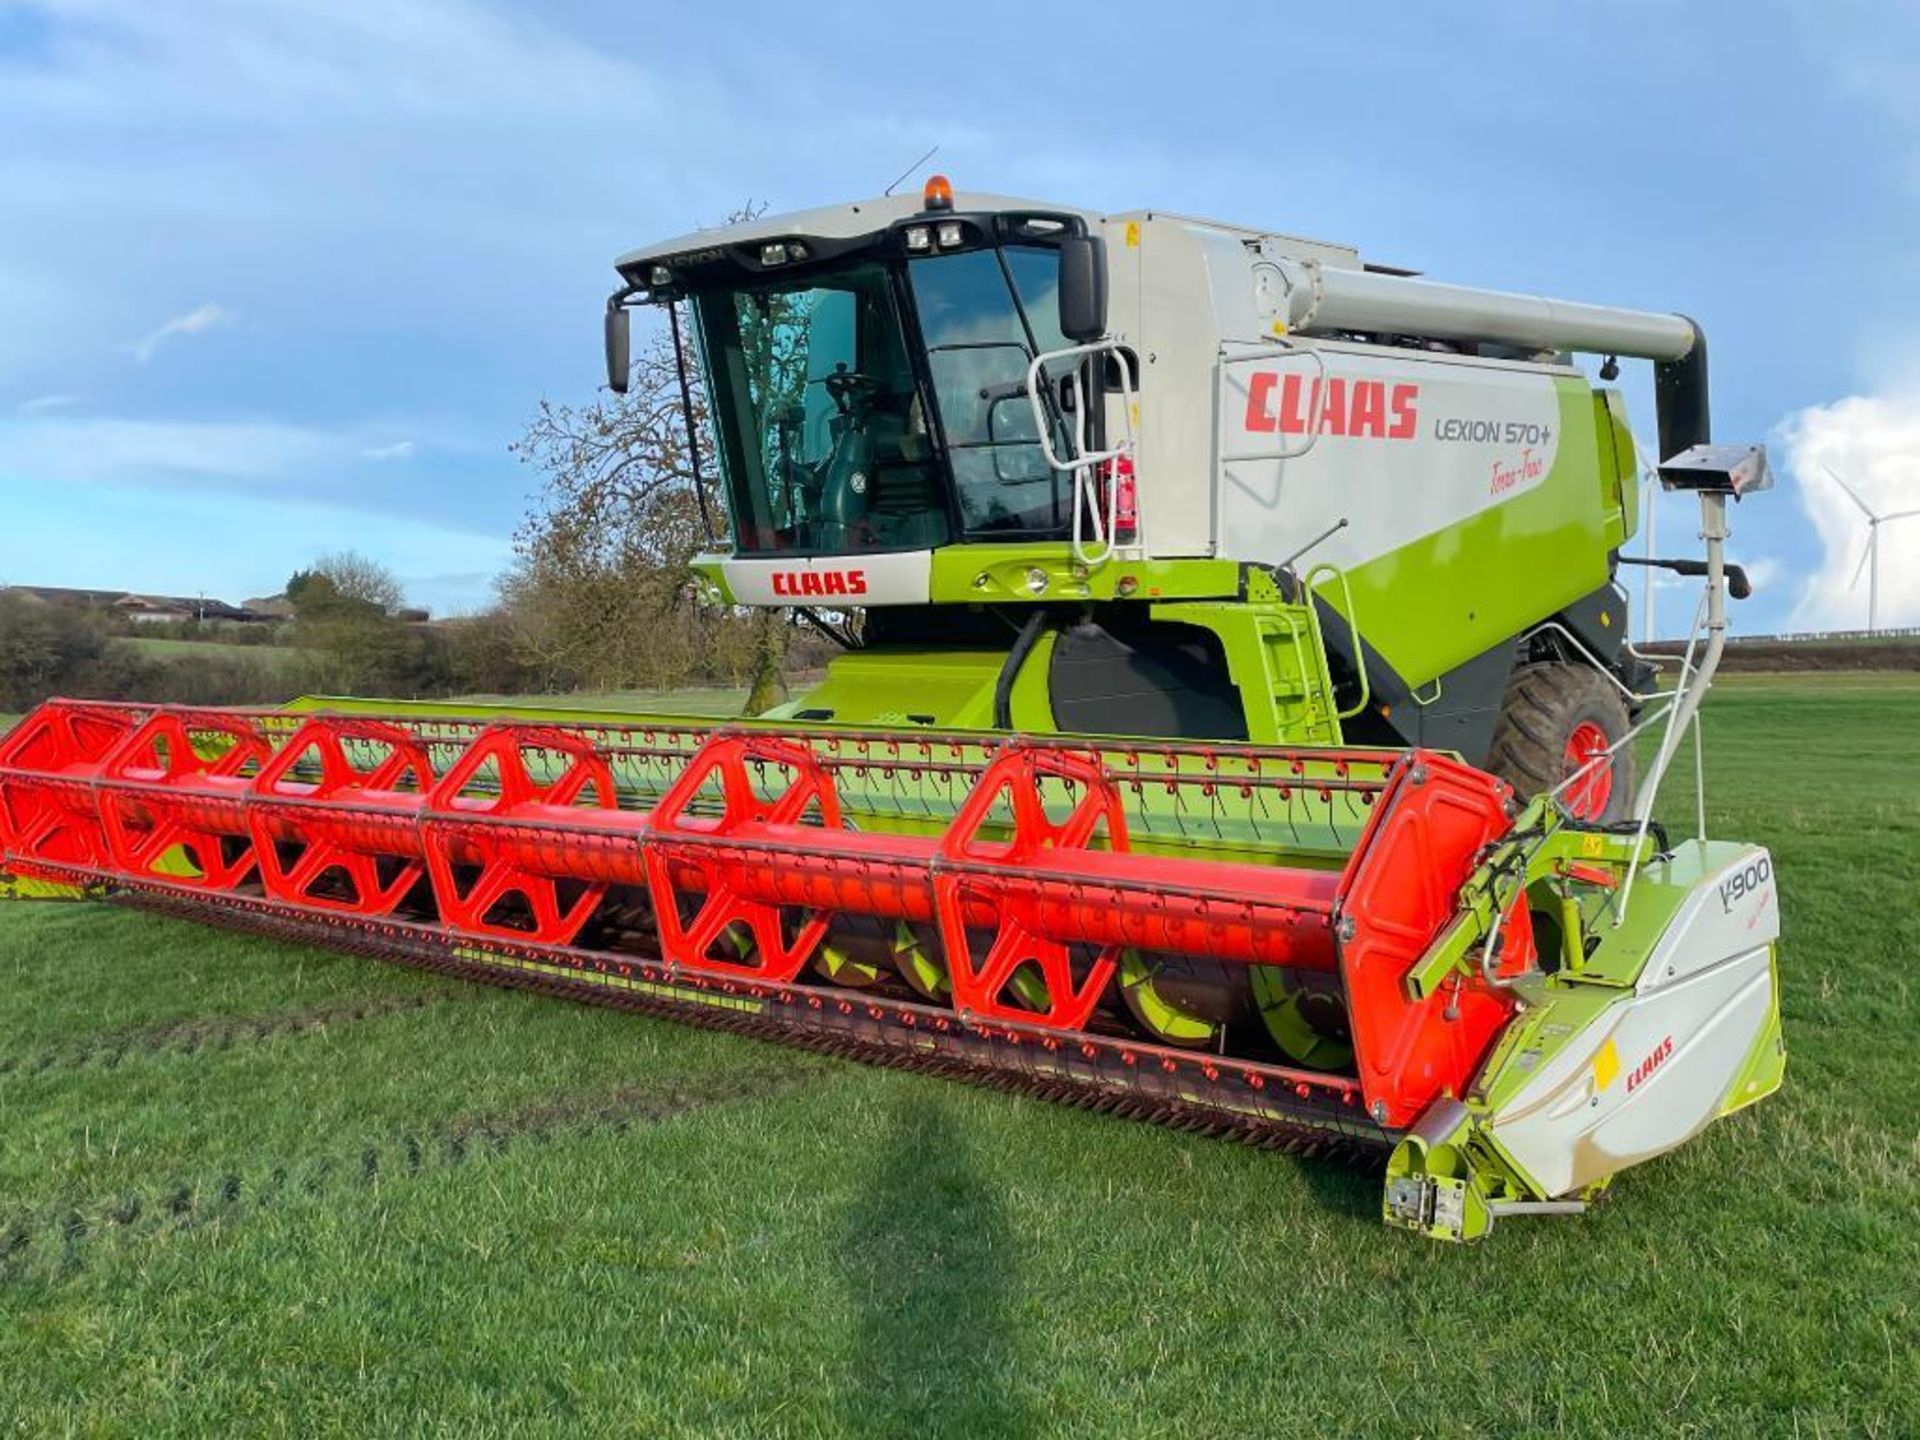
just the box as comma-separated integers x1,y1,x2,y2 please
1099,454,1138,545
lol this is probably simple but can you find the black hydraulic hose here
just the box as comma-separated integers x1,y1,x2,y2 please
993,610,1050,729
1618,554,1751,601
793,607,858,650
668,301,718,544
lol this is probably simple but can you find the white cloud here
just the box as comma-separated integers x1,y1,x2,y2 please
1742,555,1786,599
15,393,83,413
1777,387,1920,631
126,302,234,364
361,439,418,462
0,415,326,482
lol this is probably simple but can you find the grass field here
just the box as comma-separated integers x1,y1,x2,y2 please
0,675,1915,1436
116,635,314,676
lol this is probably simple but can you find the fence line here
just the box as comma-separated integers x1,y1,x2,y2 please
1642,627,1920,648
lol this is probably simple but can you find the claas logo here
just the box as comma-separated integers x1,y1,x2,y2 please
771,570,868,598
1626,1036,1675,1093
1244,374,1418,440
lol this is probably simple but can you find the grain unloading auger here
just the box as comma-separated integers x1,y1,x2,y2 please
0,184,1787,1239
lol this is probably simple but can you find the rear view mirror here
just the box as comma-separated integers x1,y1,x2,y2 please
1058,235,1108,343
605,306,631,394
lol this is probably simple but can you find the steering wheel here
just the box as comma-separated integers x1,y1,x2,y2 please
824,366,882,414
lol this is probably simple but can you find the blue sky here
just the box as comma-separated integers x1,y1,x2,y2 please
2,0,1917,633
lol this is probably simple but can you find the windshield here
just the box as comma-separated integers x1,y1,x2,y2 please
692,244,1076,558
695,263,946,555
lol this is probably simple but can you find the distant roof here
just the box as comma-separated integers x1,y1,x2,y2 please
116,593,253,618
1,584,267,620
4,585,130,607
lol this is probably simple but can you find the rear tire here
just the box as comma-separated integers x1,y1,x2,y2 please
1485,663,1636,822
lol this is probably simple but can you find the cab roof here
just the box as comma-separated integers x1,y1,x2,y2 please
614,190,1103,274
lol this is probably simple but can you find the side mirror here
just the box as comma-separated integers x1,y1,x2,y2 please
1058,235,1107,343
604,306,631,394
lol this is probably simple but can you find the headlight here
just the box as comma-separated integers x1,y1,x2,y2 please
904,227,932,252
936,221,964,249
760,242,789,265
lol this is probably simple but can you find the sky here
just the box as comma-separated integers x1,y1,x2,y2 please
2,0,1918,635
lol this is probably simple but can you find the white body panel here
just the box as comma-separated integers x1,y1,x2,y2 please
1095,212,1375,560
717,550,932,606
1486,845,1781,1198
1096,211,1594,573
1098,214,1234,558
1214,344,1567,576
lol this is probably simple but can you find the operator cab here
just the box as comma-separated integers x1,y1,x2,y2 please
607,178,1108,563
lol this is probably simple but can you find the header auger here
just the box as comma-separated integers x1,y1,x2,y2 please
1,183,1786,1239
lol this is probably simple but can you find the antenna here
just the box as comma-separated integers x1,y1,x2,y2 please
883,143,940,198
1825,464,1920,633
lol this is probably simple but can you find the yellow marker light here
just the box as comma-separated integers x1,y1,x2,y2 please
1593,1038,1620,1092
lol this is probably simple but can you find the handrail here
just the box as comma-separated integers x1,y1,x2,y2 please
1023,339,1139,569
1218,337,1330,465
1303,562,1371,720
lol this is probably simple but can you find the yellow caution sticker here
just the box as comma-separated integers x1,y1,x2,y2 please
1580,832,1606,858
1593,1037,1620,1092
1125,221,1141,248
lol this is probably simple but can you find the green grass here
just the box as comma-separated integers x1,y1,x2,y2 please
117,635,311,670
0,675,1915,1436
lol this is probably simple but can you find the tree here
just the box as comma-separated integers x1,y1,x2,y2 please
0,592,100,710
291,552,404,617
505,203,793,710
287,552,441,696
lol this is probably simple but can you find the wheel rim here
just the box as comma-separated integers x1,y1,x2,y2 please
1561,720,1615,818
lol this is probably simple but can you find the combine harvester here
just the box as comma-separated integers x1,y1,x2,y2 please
0,180,1785,1241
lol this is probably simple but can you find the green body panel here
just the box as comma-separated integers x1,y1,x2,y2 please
766,633,1059,732
927,546,1242,604
1597,387,1641,554
769,570,1343,748
765,649,1007,729
1721,953,1788,1116
1150,567,1342,746
0,869,95,901
1312,377,1614,688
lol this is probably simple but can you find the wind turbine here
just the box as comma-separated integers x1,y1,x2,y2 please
1825,466,1920,634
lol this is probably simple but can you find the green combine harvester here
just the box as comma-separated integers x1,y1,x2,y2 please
0,178,1783,1240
